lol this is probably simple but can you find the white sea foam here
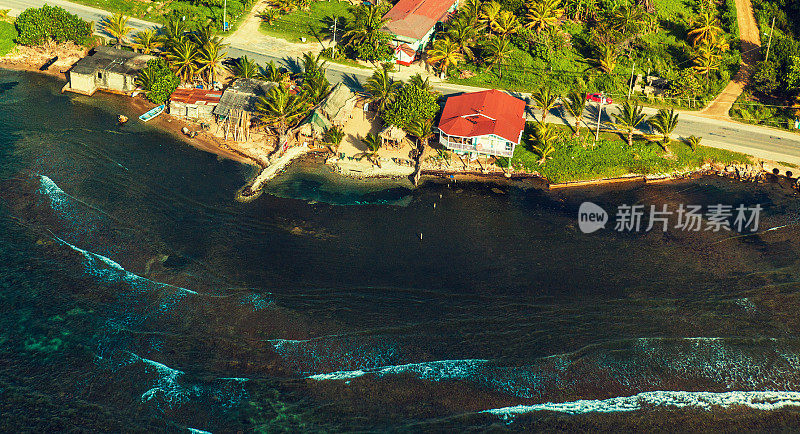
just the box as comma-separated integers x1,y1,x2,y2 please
307,359,489,382
483,390,800,420
188,428,212,434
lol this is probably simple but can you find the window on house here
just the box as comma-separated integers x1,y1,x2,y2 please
97,72,102,79
505,142,512,151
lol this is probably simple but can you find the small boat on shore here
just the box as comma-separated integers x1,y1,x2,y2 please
118,115,128,124
139,104,165,122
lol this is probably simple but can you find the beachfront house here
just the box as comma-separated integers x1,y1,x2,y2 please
65,46,154,96
169,88,223,120
437,89,526,159
298,82,357,142
214,78,277,141
382,0,458,65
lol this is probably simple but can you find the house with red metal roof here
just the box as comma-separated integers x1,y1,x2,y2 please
169,88,223,120
437,89,526,159
382,0,458,65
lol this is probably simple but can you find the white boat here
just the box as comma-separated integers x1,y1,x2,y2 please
139,104,165,122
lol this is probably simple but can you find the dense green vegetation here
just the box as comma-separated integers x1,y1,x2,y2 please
136,59,179,104
0,21,16,57
14,5,92,46
503,122,747,183
435,0,741,108
732,0,800,129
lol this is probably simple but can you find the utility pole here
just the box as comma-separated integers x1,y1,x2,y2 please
223,0,227,31
627,62,636,99
765,16,776,61
332,16,338,58
595,92,604,143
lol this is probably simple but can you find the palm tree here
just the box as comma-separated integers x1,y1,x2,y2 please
131,30,162,54
427,38,464,77
648,108,679,150
608,4,647,37
196,39,227,85
406,118,434,150
483,35,512,80
606,101,647,146
492,10,521,37
262,60,288,82
563,91,588,137
191,25,217,48
688,10,722,46
409,73,433,93
531,87,559,123
479,1,502,31
364,63,401,114
359,132,383,166
135,66,156,91
525,0,564,34
229,56,263,79
446,17,479,61
162,18,189,50
530,123,558,164
343,4,389,56
685,135,701,152
322,125,345,153
589,43,617,73
302,73,331,105
693,39,723,90
461,0,484,26
100,13,133,47
301,51,327,81
256,85,310,146
167,40,199,83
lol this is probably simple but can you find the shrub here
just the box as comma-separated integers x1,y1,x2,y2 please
14,5,92,46
382,83,439,130
136,59,180,105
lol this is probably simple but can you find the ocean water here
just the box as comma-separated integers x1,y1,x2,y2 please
3,69,800,431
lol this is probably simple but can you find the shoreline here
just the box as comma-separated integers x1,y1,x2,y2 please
2,58,798,194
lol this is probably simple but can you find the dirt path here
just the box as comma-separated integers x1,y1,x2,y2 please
700,0,762,119
225,0,327,57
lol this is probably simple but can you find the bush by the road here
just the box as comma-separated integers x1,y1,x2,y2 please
14,5,92,46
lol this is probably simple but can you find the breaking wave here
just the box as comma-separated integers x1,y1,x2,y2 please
483,390,800,420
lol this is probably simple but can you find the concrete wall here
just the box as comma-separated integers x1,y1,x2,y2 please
69,72,97,94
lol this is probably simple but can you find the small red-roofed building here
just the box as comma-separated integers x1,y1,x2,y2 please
383,0,458,65
169,88,223,120
437,89,526,159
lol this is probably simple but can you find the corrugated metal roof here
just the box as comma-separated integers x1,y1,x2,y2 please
170,88,223,105
383,0,456,40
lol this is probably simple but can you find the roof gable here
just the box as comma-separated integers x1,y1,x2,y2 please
438,89,526,143
383,0,456,40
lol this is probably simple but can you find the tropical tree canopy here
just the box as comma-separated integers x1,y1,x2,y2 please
15,5,92,46
606,101,647,146
383,83,440,130
136,59,180,105
100,13,133,47
255,85,310,135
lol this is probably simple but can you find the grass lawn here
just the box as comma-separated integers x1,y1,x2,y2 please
505,123,748,183
68,0,160,21
260,1,352,43
0,21,16,57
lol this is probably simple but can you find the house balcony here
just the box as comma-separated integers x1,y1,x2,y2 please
440,135,513,158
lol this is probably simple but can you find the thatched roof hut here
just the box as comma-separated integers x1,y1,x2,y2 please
380,124,407,148
319,83,357,126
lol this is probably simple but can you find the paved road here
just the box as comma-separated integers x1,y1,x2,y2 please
4,0,800,165
2,0,157,32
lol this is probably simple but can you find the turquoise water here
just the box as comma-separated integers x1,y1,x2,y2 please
4,69,800,431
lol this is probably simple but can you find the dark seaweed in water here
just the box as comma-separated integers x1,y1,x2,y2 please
4,69,800,431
